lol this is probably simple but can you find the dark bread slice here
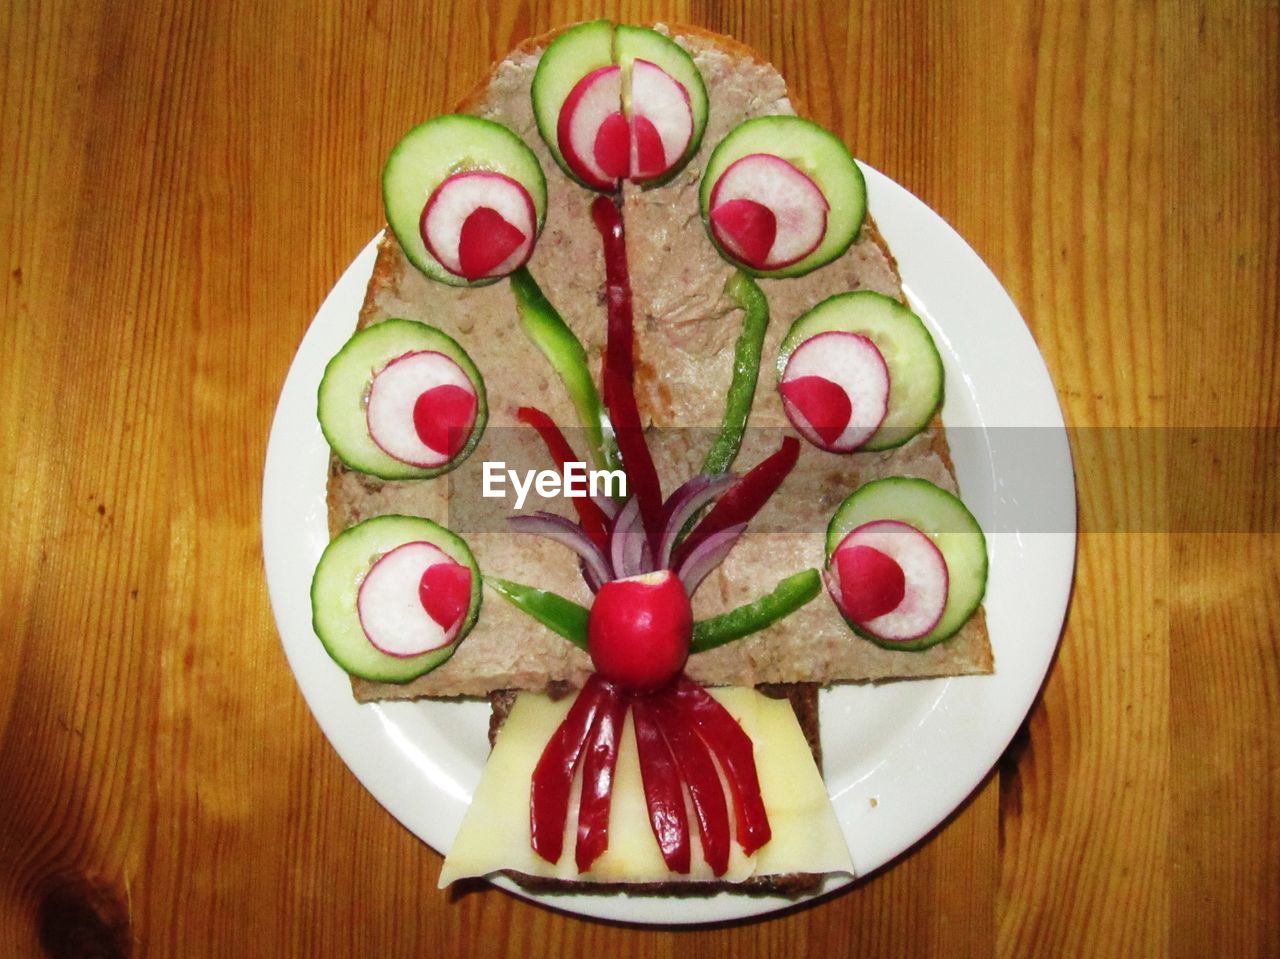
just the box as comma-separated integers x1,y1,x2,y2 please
486,684,827,897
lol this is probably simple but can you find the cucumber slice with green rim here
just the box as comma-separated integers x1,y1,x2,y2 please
531,19,616,188
825,477,987,651
777,291,943,451
615,24,709,186
318,319,487,480
311,515,483,682
383,115,547,286
699,116,866,278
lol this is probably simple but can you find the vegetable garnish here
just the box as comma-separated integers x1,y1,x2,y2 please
530,674,614,864
702,271,769,475
672,436,801,571
574,687,630,872
592,195,665,556
484,577,590,651
631,695,692,873
690,569,822,653
517,405,612,551
510,267,619,471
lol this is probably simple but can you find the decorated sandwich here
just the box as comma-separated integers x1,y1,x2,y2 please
311,22,990,895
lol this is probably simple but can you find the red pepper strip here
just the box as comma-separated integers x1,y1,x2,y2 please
574,683,629,872
591,196,664,557
630,695,691,874
530,675,610,865
670,676,772,855
671,436,801,572
517,405,612,552
651,688,731,876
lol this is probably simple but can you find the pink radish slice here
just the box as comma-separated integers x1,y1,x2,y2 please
418,562,473,633
627,59,693,182
780,331,889,452
412,384,476,459
358,542,466,656
710,199,777,269
420,171,535,280
557,65,625,190
367,350,476,467
709,153,828,269
827,520,948,641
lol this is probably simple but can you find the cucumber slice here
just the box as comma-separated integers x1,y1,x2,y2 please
531,19,616,188
777,291,943,451
311,515,482,682
699,116,866,278
383,115,547,286
318,319,487,480
615,25,709,186
825,477,987,650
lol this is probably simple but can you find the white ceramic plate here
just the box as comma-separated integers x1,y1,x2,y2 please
262,163,1075,925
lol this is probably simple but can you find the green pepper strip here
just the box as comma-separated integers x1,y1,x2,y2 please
485,576,589,651
510,266,620,473
701,271,769,476
689,569,822,654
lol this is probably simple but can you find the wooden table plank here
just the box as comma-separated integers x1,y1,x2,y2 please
1,1,1277,956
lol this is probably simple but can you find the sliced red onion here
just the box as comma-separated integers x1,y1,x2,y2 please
591,491,621,520
609,496,652,578
656,472,738,570
676,522,748,597
508,512,613,589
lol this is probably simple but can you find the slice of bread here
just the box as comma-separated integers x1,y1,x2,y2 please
332,23,992,703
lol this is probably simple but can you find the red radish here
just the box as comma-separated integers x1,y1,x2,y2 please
780,331,889,452
627,59,693,182
418,561,473,632
412,384,476,459
367,350,477,467
587,570,691,691
709,153,828,269
420,171,536,280
558,65,626,190
826,520,949,641
357,542,467,656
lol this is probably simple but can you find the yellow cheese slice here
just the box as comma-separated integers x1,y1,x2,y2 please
438,687,853,887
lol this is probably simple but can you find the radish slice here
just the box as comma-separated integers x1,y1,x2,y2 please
826,520,948,641
420,171,536,280
709,153,829,269
367,350,476,467
628,59,692,182
780,331,889,452
557,65,625,190
357,542,466,656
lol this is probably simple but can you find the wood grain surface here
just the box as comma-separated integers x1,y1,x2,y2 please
2,0,1277,955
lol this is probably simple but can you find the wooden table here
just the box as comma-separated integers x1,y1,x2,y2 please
2,1,1276,955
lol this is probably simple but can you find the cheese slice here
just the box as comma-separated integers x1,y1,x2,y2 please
438,687,853,887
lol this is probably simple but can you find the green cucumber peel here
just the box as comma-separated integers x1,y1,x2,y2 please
510,267,620,473
485,575,590,651
690,568,822,654
701,271,769,476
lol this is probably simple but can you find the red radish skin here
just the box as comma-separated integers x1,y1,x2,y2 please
780,331,890,452
593,111,631,180
778,375,852,447
627,59,693,182
456,207,526,280
417,562,473,633
367,351,477,468
357,542,463,656
827,520,949,641
709,199,777,269
587,570,691,691
558,65,625,190
709,153,829,269
834,545,905,621
419,171,536,280
412,384,476,459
